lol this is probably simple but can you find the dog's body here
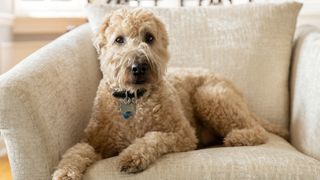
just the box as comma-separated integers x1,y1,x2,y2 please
53,8,287,180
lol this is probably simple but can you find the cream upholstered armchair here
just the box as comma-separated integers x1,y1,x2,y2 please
1,3,320,180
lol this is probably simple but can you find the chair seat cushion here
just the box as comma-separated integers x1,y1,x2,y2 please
83,134,320,180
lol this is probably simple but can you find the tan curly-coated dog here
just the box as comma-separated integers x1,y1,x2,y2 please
52,8,288,180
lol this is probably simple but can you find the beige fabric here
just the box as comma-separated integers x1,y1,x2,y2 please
86,3,302,128
0,24,101,180
83,134,320,180
290,25,320,161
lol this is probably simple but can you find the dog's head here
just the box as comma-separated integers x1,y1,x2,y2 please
95,8,169,91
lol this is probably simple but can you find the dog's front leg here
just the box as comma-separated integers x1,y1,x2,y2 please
118,130,197,173
52,142,101,180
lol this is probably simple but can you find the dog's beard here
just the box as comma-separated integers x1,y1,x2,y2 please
101,45,167,91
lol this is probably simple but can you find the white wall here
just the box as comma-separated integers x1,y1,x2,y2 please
0,0,13,14
0,0,13,42
297,1,320,28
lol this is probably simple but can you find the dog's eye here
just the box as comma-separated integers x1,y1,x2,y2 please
115,36,125,44
144,32,155,44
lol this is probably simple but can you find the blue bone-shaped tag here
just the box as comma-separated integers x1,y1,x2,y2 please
122,111,133,119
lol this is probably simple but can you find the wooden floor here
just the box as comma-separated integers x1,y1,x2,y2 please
0,156,12,180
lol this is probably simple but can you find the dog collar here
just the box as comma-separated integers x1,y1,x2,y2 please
112,89,146,120
112,89,146,99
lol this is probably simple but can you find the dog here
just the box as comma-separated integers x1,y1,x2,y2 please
52,8,288,180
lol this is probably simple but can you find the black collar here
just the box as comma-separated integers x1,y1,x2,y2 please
112,89,146,99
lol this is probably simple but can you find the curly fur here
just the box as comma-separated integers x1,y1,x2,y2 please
52,8,288,180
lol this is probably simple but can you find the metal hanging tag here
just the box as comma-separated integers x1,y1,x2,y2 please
119,91,136,120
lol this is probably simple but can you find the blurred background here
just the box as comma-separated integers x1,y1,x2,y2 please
0,0,319,179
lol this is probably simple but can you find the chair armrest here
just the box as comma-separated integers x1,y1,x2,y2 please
0,24,101,180
290,25,320,161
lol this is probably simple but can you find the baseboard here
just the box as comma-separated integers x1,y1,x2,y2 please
13,17,87,35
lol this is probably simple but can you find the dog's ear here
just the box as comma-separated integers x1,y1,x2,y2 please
153,15,169,49
94,14,111,54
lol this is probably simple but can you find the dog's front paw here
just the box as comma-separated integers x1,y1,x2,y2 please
118,152,149,173
52,167,81,180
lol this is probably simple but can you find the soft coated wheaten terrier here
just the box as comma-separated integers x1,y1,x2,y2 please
53,8,288,180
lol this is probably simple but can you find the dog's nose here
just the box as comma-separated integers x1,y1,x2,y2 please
131,63,148,76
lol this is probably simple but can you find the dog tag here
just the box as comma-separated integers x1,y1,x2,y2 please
120,102,136,120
